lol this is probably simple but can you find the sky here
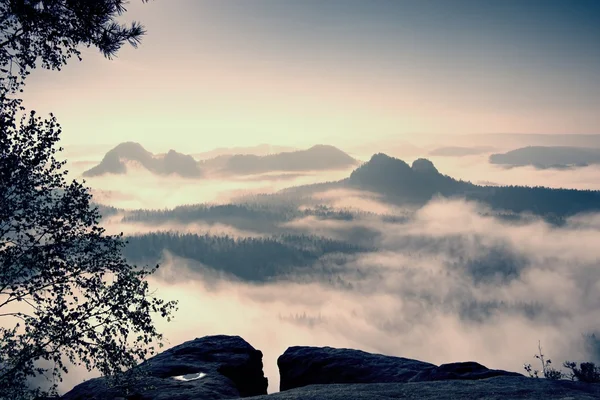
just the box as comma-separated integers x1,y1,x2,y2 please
21,0,600,153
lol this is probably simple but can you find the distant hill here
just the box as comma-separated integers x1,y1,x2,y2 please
282,153,600,218
429,146,496,157
83,142,203,178
347,154,477,203
84,143,358,178
349,153,600,216
489,146,600,169
201,145,358,175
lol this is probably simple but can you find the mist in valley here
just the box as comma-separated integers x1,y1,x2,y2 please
4,2,600,398
55,145,600,394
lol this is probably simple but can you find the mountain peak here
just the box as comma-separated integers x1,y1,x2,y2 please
411,158,439,174
83,142,202,178
349,153,411,183
308,144,338,150
113,141,146,151
348,153,465,203
109,141,152,157
306,144,351,156
366,153,412,170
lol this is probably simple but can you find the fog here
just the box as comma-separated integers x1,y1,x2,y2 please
76,149,600,212
74,195,599,394
82,166,355,209
101,214,265,239
20,143,600,394
415,155,600,190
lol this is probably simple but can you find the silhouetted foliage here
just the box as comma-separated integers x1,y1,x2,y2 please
122,203,291,224
0,1,178,399
524,341,600,383
0,105,176,399
473,185,600,217
1,0,148,92
94,203,120,219
524,341,563,380
121,203,359,225
563,361,600,383
122,232,367,282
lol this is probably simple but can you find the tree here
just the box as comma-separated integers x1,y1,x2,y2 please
0,1,177,399
1,0,148,91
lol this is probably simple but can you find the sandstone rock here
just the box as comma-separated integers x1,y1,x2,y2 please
247,376,600,400
278,346,524,391
277,346,435,391
62,335,267,400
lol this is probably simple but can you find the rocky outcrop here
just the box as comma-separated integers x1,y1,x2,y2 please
247,376,600,400
277,346,521,391
60,337,600,400
62,335,268,400
411,158,439,174
347,153,474,204
277,346,435,391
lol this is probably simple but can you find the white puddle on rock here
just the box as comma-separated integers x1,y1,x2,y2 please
173,372,207,381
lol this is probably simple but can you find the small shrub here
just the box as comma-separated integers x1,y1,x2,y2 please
563,361,600,383
524,341,600,383
523,341,563,380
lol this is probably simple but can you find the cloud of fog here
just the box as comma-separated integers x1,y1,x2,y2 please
308,188,401,215
81,166,353,209
422,154,600,191
24,152,600,396
72,196,596,395
100,214,265,238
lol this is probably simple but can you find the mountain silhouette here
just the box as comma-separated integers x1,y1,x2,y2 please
202,145,358,175
287,153,600,218
82,142,203,178
490,146,600,169
84,143,357,178
347,153,475,203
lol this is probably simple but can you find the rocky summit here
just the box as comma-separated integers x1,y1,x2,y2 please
61,335,600,400
277,346,437,390
61,335,268,400
277,347,522,391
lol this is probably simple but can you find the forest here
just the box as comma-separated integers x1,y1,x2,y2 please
122,232,368,282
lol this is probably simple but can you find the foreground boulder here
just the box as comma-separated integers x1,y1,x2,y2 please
278,346,521,391
247,376,600,400
62,335,268,400
278,346,433,390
